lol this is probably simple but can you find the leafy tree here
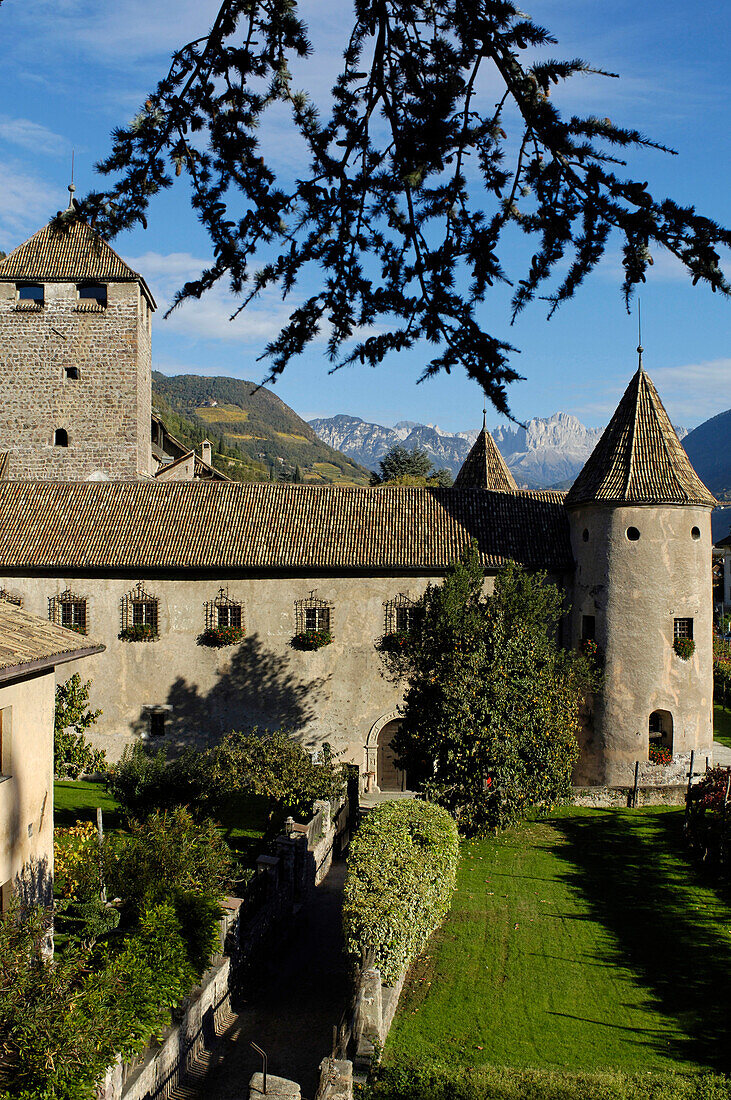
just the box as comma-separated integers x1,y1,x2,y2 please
54,675,105,779
207,728,344,818
370,444,453,486
393,547,596,833
104,742,214,819
74,1,728,414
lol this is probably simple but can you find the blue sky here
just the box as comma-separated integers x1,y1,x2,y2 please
0,0,728,433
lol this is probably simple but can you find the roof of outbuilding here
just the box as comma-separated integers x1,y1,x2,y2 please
454,427,518,491
0,601,104,682
0,219,156,306
0,481,572,573
565,364,716,509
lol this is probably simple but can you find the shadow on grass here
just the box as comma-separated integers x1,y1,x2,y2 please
550,810,731,1073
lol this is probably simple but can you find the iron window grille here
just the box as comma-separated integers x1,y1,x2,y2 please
384,594,422,635
205,588,243,631
673,617,694,641
121,582,159,637
295,593,333,635
0,589,22,607
49,589,88,634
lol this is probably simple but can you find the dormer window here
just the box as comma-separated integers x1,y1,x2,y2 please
77,283,107,310
16,283,44,310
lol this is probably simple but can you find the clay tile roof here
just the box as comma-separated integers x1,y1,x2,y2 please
0,453,8,480
454,428,518,491
565,365,716,509
0,219,156,306
0,482,572,573
0,601,104,682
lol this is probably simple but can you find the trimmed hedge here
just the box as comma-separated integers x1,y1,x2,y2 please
367,1063,731,1100
343,800,459,985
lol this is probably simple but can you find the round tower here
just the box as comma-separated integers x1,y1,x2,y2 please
565,355,716,786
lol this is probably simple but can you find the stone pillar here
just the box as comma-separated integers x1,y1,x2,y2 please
249,1072,301,1100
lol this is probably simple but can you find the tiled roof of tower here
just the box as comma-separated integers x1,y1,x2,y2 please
0,219,156,305
454,427,518,491
565,365,716,508
0,482,572,572
0,601,104,682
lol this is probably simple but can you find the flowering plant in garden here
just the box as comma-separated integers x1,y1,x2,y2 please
119,624,158,642
673,638,695,660
54,821,99,900
379,630,413,653
199,625,245,647
579,637,604,666
649,744,672,766
291,629,332,650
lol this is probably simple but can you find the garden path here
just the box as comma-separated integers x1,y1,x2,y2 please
713,740,731,766
172,859,349,1100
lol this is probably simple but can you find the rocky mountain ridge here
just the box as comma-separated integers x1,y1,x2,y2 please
309,411,606,488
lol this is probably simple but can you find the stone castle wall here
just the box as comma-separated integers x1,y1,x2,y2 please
0,571,460,771
0,280,151,480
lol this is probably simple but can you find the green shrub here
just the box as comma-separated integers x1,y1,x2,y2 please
208,728,344,818
343,800,459,985
54,675,105,779
106,806,231,927
104,742,213,819
0,899,195,1100
366,1062,731,1100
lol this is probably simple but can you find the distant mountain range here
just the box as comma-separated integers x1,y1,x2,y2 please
310,412,614,488
682,410,731,542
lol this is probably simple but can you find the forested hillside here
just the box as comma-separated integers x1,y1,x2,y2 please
151,373,371,485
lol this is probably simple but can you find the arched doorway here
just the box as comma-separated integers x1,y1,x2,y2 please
649,709,673,751
377,719,405,791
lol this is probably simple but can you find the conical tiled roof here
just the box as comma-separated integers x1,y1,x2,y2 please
0,219,155,304
565,364,716,508
454,426,517,491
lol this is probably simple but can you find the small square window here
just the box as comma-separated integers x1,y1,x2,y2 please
49,590,87,634
581,615,596,642
305,606,330,632
395,606,421,634
64,367,80,381
674,618,693,641
150,711,166,738
78,284,107,306
217,604,242,629
17,283,44,304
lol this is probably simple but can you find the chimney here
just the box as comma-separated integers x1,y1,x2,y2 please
201,439,212,466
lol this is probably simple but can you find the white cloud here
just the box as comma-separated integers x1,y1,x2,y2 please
651,359,731,423
0,163,58,251
0,116,68,157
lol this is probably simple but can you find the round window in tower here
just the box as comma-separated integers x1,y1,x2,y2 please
691,526,701,541
582,528,589,542
626,526,640,542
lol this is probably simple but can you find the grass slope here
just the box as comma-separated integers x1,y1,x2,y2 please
152,372,371,485
714,703,731,749
385,808,731,1076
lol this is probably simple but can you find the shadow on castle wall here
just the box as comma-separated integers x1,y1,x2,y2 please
131,633,330,751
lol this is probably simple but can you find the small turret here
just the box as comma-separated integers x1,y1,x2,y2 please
567,358,715,784
454,418,517,491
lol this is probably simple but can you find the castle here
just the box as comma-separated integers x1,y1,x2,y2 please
0,210,716,788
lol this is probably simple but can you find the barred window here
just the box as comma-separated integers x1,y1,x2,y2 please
0,589,22,607
121,583,159,636
674,617,693,641
205,588,243,631
49,589,87,634
295,592,333,635
384,594,422,635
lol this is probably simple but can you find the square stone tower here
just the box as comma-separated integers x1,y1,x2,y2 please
0,210,155,481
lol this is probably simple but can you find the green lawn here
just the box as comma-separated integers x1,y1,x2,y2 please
714,703,731,749
54,781,271,862
385,807,731,1076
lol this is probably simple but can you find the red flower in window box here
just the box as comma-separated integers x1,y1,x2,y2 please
673,638,695,661
292,629,332,650
119,624,158,642
199,625,245,647
649,744,673,766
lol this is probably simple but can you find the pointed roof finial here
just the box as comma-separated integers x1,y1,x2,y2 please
482,398,487,432
67,150,76,210
637,299,643,371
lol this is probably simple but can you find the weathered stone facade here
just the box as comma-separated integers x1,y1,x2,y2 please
0,572,462,775
0,280,152,480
